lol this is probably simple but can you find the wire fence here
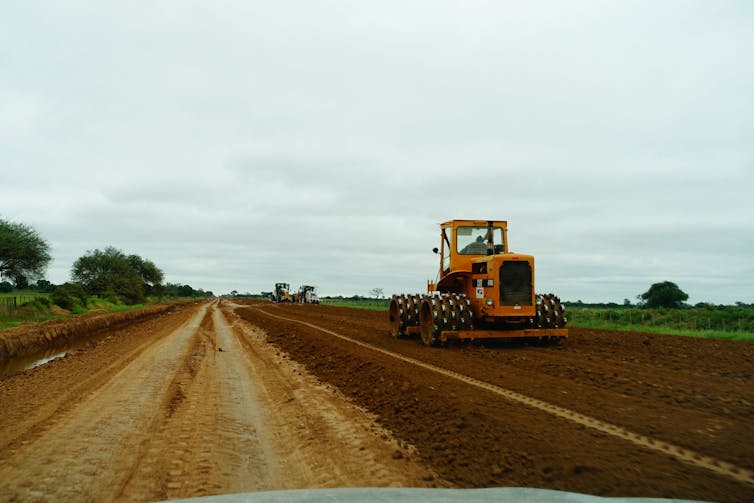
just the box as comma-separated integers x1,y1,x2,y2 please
0,296,42,314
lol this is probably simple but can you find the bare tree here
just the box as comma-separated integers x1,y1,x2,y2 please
369,287,384,299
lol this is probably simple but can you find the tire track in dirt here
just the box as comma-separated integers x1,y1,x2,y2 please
0,300,439,502
119,300,439,494
116,301,279,501
274,305,752,418
219,301,441,489
250,305,754,488
463,339,753,420
0,303,211,502
256,303,754,469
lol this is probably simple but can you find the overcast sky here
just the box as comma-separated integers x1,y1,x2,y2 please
2,0,753,304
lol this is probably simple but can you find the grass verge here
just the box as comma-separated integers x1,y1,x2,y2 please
320,298,390,311
1,296,159,330
570,319,754,341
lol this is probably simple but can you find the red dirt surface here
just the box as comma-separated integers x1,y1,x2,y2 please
0,301,436,501
1,299,752,502
236,301,754,502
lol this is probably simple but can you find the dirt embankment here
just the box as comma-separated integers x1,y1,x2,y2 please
0,301,197,362
235,301,754,503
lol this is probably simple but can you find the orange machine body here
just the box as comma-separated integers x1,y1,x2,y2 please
428,220,536,327
390,219,567,345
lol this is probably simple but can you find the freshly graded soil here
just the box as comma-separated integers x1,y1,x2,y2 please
236,301,754,502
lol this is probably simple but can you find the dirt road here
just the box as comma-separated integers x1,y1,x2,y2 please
0,301,435,502
1,299,752,502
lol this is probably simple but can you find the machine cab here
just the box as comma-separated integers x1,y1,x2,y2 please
430,219,536,318
437,220,509,278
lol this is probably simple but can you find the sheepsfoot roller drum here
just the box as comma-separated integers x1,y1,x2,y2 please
418,293,475,346
389,294,423,338
389,219,568,347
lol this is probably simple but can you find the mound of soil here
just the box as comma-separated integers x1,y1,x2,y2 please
0,302,197,362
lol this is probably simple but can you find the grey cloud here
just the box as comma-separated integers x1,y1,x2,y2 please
1,1,752,303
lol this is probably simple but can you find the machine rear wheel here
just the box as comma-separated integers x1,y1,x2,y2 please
388,295,404,338
419,299,439,346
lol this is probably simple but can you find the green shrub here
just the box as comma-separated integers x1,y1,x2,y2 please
20,297,51,310
51,283,88,310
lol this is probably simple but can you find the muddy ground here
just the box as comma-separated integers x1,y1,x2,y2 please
0,299,752,502
237,301,754,502
0,300,435,502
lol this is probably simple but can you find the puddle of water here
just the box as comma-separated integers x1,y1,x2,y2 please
0,332,112,378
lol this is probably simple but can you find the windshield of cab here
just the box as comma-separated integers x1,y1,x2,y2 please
456,226,504,255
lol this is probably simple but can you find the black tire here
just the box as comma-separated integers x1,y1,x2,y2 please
388,295,404,338
419,298,439,346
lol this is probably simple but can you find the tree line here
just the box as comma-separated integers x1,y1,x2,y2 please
566,281,750,310
0,217,212,309
3,216,745,312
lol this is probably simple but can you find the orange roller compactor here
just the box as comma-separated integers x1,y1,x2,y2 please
389,219,567,346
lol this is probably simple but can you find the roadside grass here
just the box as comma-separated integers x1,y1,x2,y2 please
0,312,58,329
105,303,146,312
1,294,165,330
570,318,754,341
566,306,754,341
0,295,59,329
321,298,390,311
0,290,50,301
85,297,145,313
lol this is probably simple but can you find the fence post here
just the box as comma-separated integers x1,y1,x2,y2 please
1,296,18,311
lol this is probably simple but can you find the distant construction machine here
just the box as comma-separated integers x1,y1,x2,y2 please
270,283,293,303
295,285,320,304
389,219,567,346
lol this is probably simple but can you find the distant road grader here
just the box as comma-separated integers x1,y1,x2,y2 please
270,283,293,303
389,219,567,346
294,285,320,304
271,283,320,304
